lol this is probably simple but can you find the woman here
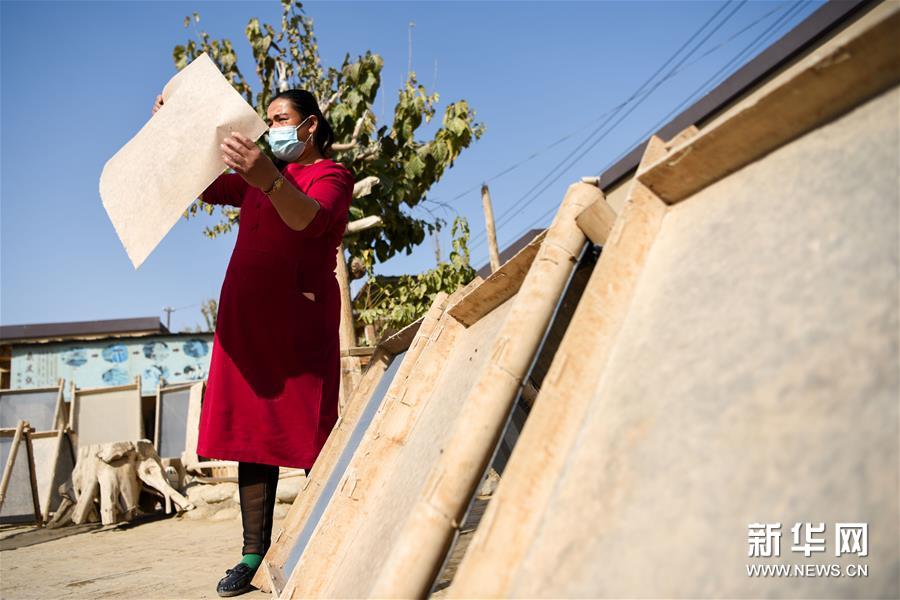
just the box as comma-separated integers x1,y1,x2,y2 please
152,89,355,597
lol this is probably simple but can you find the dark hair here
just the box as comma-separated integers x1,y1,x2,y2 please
269,89,336,170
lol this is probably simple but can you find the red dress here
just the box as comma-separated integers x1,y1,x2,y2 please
196,158,355,469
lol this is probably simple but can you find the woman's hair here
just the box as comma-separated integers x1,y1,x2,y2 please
270,89,335,169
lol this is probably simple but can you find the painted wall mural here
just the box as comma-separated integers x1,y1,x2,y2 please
11,335,214,399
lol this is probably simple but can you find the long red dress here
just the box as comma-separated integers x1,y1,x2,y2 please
196,158,355,469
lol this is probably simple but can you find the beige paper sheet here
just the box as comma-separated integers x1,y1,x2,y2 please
99,53,267,269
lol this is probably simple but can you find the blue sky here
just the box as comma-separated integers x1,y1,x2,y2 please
1,0,823,333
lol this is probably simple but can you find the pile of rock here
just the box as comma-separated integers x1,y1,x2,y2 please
181,474,306,521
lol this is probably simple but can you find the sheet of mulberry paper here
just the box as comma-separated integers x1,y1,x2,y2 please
99,53,267,269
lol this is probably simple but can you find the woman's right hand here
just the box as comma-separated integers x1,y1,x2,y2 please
151,94,164,116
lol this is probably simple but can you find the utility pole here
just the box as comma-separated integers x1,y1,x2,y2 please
481,183,501,273
408,21,416,76
162,306,174,330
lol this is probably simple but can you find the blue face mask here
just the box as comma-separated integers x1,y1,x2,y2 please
267,115,313,162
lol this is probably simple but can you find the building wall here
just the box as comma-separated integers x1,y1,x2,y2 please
10,333,214,399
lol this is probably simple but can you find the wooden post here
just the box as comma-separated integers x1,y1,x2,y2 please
336,213,385,414
335,242,356,351
335,242,361,416
433,227,441,264
481,183,501,272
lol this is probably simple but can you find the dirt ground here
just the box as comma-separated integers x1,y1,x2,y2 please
0,487,491,599
0,513,283,600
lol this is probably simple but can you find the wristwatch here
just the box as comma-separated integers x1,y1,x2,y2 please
263,174,285,195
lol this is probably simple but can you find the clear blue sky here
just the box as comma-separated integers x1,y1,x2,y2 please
1,0,823,333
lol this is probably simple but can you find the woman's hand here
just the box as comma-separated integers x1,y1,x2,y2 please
221,132,281,191
152,94,164,116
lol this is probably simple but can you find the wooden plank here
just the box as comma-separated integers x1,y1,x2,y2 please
339,346,377,358
447,230,546,326
574,193,616,245
638,4,900,203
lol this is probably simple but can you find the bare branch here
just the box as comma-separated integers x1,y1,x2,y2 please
353,175,381,199
346,215,383,235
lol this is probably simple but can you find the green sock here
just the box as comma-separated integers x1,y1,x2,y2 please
241,553,263,570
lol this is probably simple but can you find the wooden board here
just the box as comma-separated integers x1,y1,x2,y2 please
0,380,65,431
447,229,545,326
70,377,143,449
448,7,900,598
281,180,603,599
253,300,444,594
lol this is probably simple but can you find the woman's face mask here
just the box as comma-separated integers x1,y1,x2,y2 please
267,115,313,162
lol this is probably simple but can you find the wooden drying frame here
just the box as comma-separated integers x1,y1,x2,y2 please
252,295,454,594
447,5,900,596
153,380,200,459
69,376,144,450
278,268,509,599
0,420,42,525
0,379,67,431
279,180,603,599
27,428,75,523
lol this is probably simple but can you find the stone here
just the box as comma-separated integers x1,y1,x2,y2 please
199,483,238,504
276,476,305,504
210,506,240,522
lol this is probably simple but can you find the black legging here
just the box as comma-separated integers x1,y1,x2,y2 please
238,461,280,556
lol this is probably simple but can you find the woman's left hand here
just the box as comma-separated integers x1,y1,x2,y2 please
220,132,281,191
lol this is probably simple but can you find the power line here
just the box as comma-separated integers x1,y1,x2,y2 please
429,1,787,227
469,0,747,251
600,0,809,178
428,4,787,245
485,1,810,261
429,104,645,208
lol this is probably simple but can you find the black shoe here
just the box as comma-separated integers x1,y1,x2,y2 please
216,562,256,597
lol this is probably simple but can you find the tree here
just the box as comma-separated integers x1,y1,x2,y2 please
173,0,486,270
355,216,476,339
182,298,217,333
